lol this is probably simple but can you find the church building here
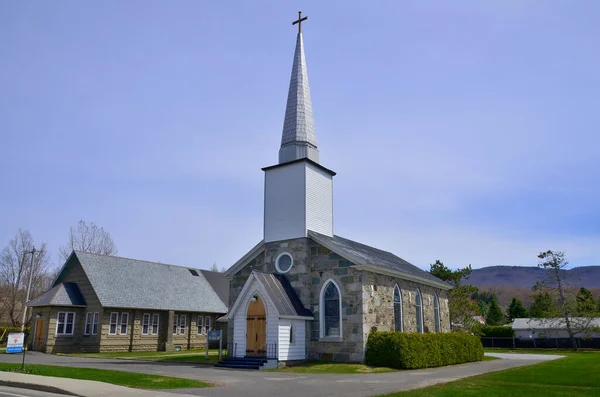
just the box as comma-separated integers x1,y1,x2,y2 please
225,13,451,364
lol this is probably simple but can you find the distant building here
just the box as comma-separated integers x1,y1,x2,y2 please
27,251,228,354
512,317,600,339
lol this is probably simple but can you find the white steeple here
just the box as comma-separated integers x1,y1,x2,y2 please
279,13,319,164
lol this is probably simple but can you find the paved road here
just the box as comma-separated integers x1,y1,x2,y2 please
0,385,63,397
0,352,563,397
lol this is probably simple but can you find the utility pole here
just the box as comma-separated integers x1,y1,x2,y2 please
20,247,36,332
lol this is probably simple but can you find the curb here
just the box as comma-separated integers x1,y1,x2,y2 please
0,380,81,396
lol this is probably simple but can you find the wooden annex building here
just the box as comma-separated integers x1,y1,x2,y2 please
26,251,228,354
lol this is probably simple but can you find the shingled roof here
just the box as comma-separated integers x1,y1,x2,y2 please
27,282,86,307
253,271,313,317
54,251,228,313
308,230,451,290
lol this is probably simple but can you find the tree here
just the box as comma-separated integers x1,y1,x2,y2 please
0,230,53,326
575,287,596,316
485,298,505,326
59,220,117,263
534,250,598,350
506,298,529,322
529,292,555,318
430,260,480,332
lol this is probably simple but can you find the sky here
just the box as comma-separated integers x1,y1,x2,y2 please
1,1,599,272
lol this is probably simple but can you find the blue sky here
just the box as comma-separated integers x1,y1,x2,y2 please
1,1,598,271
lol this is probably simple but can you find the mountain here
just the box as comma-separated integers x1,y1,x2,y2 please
467,265,600,289
465,266,600,308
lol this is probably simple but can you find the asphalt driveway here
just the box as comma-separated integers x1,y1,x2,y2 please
0,352,563,397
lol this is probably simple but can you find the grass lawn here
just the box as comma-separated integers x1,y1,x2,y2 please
483,356,499,361
0,363,211,390
63,349,225,363
379,351,600,397
269,361,399,374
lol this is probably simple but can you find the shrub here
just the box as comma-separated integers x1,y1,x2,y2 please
365,331,484,369
480,326,515,338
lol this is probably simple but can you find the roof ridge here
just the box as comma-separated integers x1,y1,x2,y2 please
75,251,207,271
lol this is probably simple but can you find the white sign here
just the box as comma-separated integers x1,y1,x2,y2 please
7,332,25,354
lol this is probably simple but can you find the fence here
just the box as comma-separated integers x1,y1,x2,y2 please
226,343,278,359
481,337,600,349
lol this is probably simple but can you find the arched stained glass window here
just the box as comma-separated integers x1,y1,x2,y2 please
416,289,423,333
393,285,403,332
434,294,441,332
321,280,341,337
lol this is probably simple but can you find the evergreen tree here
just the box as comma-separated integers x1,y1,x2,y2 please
575,287,596,316
529,292,555,318
485,298,505,326
506,298,529,322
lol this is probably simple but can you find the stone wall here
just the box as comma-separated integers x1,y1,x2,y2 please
362,271,450,336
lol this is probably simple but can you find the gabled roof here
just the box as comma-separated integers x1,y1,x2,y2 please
200,270,229,306
27,282,86,307
229,271,313,319
54,251,227,313
253,272,313,317
308,231,452,290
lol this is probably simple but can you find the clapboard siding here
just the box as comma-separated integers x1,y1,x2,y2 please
232,280,279,357
278,319,306,361
305,163,333,236
264,161,306,242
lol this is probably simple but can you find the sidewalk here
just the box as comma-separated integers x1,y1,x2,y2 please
0,372,206,397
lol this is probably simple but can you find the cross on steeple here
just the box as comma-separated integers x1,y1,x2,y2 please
292,11,308,34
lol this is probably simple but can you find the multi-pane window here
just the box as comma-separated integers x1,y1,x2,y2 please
84,313,92,336
179,315,187,335
120,313,129,335
416,289,423,333
56,312,75,335
92,312,99,335
173,315,178,335
322,281,341,337
142,314,150,335
204,316,211,335
393,285,403,332
151,314,159,335
109,312,118,335
434,295,441,332
197,316,204,335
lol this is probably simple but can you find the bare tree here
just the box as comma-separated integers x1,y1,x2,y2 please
58,220,117,263
534,250,599,350
210,262,218,272
0,230,52,326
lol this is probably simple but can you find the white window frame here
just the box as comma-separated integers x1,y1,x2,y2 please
319,278,343,339
92,312,99,335
204,316,211,335
393,284,403,332
197,315,204,335
416,289,424,334
151,314,159,335
173,315,179,335
119,313,129,335
179,314,187,335
109,312,118,335
142,313,150,335
56,311,76,336
84,312,92,336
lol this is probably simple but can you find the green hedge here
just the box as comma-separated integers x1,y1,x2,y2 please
365,331,484,369
0,327,30,345
480,326,514,338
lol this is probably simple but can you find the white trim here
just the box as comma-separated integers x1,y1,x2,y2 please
197,315,204,335
393,284,403,332
353,264,452,290
56,311,75,336
275,252,294,274
179,314,187,335
109,312,118,335
119,312,129,335
224,241,265,277
142,313,150,335
151,313,159,335
173,314,178,335
415,289,424,334
319,278,343,339
92,312,99,335
279,315,314,320
204,316,211,334
84,312,92,336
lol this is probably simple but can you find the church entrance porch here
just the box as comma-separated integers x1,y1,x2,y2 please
245,295,267,357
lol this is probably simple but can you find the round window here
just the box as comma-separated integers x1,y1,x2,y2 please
275,252,293,274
